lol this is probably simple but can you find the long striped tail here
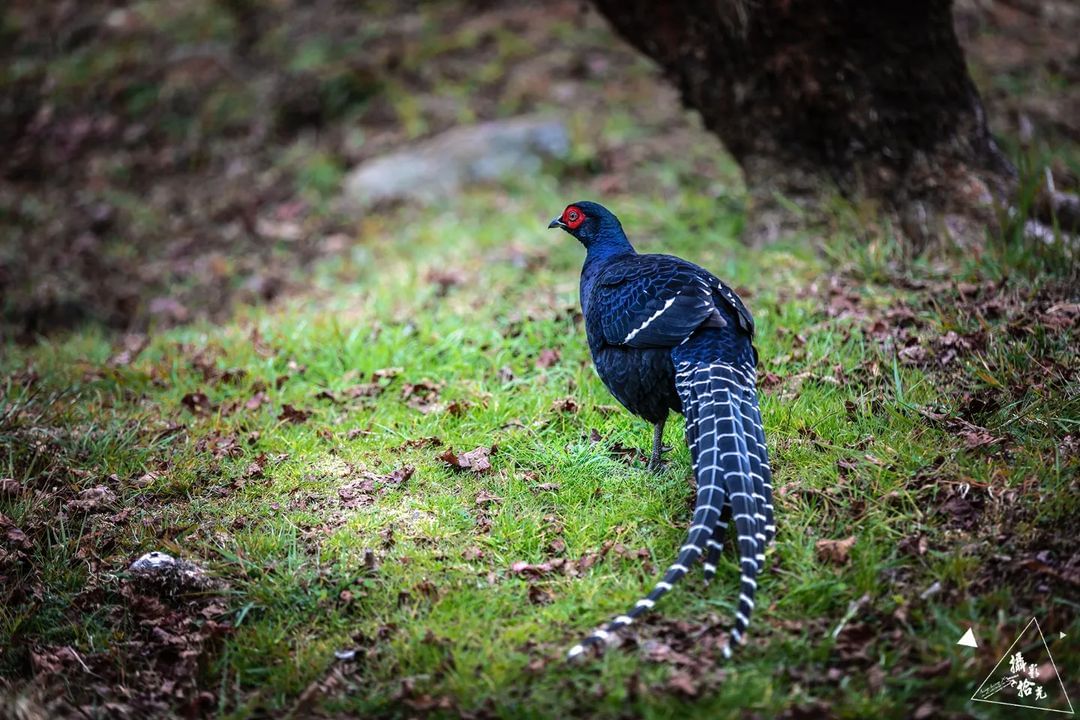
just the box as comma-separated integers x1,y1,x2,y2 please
567,355,770,660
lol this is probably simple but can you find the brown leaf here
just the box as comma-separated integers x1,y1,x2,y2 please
245,391,268,411
384,466,415,486
30,645,83,674
833,621,874,663
149,296,189,323
413,579,439,600
574,544,615,573
551,397,578,413
535,348,561,369
425,268,466,294
643,640,697,667
609,442,647,466
938,491,982,530
0,478,21,497
404,694,453,712
1,513,31,549
439,446,493,473
401,380,442,413
372,367,402,382
6,526,30,548
914,658,951,678
245,454,268,478
816,536,856,564
527,584,555,605
220,368,248,385
181,392,213,415
197,432,242,458
960,428,1000,449
898,534,929,556
445,400,468,416
898,344,927,365
399,436,442,449
108,333,149,367
913,702,937,720
759,371,784,389
338,478,376,508
666,671,699,697
525,657,548,674
867,664,886,692
474,489,501,506
347,382,384,398
69,485,117,513
278,404,311,423
510,560,563,578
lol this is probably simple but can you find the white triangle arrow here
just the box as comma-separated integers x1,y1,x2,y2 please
957,627,978,648
1062,632,1068,640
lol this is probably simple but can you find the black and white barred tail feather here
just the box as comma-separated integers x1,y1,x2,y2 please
743,389,776,544
567,359,767,660
698,360,764,655
702,511,729,582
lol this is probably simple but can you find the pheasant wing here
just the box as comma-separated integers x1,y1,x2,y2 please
594,256,721,349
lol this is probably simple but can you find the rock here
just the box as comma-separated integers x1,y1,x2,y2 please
130,551,177,571
128,551,212,595
340,116,569,213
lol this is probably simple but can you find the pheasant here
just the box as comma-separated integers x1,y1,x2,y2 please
549,201,775,659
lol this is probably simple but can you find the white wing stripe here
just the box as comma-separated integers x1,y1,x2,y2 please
623,294,679,343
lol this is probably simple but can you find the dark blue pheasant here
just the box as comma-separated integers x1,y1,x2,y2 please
549,201,775,659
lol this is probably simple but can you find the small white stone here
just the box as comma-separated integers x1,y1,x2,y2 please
130,551,175,571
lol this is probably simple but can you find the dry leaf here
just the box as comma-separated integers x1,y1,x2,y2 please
816,535,856,564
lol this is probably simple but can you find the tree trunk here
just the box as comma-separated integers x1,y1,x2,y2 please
590,0,1018,248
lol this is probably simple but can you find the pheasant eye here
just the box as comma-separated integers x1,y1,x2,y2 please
564,206,584,229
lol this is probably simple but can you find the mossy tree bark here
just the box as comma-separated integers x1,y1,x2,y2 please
590,0,1018,248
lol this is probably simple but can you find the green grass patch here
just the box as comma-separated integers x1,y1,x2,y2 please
3,179,1077,717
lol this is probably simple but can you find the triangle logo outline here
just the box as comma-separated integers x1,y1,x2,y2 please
970,616,1074,716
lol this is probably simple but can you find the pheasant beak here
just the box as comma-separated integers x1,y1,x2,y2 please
548,216,565,229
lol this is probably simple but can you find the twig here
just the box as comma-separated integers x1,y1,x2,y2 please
831,592,870,639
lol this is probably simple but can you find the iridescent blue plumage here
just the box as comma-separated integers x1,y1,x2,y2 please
550,201,775,659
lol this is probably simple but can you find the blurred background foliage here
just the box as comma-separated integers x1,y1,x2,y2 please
3,0,1074,342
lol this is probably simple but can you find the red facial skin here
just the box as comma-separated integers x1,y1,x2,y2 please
563,205,585,230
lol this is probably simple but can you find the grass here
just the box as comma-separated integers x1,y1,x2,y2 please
3,175,1078,718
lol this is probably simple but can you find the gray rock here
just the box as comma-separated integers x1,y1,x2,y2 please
130,550,176,570
128,551,212,595
340,116,569,213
